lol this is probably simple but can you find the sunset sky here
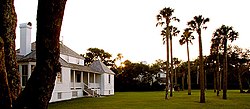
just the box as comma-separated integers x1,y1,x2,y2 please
14,0,250,64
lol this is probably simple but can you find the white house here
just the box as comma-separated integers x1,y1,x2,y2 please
17,22,115,102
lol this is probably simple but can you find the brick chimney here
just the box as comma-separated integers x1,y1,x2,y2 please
19,22,32,56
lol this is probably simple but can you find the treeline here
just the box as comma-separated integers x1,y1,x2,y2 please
81,47,250,92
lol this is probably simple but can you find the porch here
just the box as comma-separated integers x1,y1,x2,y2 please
70,70,101,90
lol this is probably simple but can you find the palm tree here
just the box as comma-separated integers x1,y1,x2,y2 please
179,28,194,95
211,32,222,96
169,26,180,97
213,25,238,99
188,15,209,103
173,57,181,88
156,7,179,99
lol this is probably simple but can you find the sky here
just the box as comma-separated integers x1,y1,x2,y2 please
14,0,250,64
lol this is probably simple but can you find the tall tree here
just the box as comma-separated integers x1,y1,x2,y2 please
14,0,67,108
0,0,20,108
156,7,179,99
173,57,181,87
211,32,222,96
188,15,209,103
179,28,194,95
169,26,180,97
213,25,238,99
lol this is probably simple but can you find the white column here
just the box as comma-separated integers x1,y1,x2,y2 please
94,73,96,84
81,71,83,83
28,64,31,78
73,70,76,89
20,65,22,86
87,72,90,85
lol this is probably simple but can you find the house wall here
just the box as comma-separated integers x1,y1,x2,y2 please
50,67,72,102
60,54,84,65
100,73,114,95
157,72,166,78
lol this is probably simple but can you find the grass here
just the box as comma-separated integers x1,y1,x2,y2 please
48,90,250,109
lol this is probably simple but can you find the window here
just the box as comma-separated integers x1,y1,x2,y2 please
72,91,78,97
57,92,62,99
22,65,28,86
57,72,62,83
108,75,111,83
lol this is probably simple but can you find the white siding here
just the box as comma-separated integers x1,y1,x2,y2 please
100,73,114,95
50,67,71,102
60,54,84,66
60,54,69,62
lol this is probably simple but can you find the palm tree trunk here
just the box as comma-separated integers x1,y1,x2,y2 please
182,72,185,91
187,41,191,95
198,31,205,103
219,70,222,91
223,39,228,99
213,68,216,93
165,27,170,100
13,0,67,108
170,35,174,97
237,65,244,93
216,49,220,96
175,65,177,87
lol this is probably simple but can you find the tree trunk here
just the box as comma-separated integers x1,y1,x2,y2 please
170,35,174,97
1,0,21,102
216,48,220,96
165,26,170,100
0,0,19,108
223,39,228,99
13,0,67,108
0,38,12,109
175,65,177,87
198,31,205,103
182,72,185,91
237,65,244,93
187,40,191,95
213,67,216,93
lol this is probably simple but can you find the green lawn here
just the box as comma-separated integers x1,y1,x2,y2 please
48,90,250,109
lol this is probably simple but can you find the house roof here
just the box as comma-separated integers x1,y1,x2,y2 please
17,42,84,60
17,51,36,62
89,60,115,75
16,43,113,75
59,43,84,59
59,58,99,74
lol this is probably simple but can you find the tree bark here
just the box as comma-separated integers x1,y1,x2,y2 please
223,39,228,99
237,65,244,93
165,26,170,99
14,0,67,108
0,0,21,102
182,72,185,91
170,34,174,97
0,38,12,109
0,0,19,108
187,40,191,95
213,68,216,93
198,31,205,103
175,65,177,87
216,48,220,96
